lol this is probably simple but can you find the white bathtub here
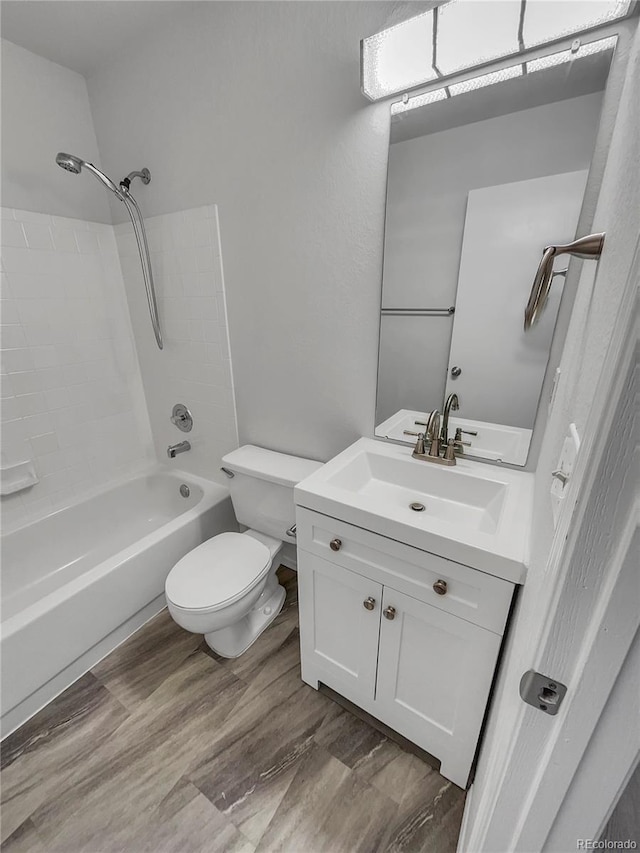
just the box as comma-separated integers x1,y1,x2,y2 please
0,467,236,736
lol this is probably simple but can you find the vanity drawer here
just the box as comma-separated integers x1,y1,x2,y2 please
295,507,514,635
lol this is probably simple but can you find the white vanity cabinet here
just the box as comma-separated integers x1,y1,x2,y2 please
296,507,515,789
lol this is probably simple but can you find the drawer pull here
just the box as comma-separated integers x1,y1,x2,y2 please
383,606,396,620
329,538,342,552
433,579,448,596
363,597,376,611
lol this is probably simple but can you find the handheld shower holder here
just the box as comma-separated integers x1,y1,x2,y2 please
120,168,151,190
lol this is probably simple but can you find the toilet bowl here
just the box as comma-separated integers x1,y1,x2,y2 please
165,445,322,658
166,530,285,658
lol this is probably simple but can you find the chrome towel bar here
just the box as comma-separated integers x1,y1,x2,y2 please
381,307,455,317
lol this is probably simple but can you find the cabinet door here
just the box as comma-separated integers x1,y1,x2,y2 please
376,587,502,788
297,550,382,704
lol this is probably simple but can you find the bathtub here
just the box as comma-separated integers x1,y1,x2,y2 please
1,467,236,736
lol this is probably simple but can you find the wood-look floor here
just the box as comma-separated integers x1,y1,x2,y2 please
0,569,465,853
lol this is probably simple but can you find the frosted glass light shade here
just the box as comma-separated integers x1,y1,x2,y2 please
362,0,630,101
362,11,437,100
435,0,521,76
391,88,447,116
448,64,522,97
525,35,618,72
523,0,631,48
393,35,617,115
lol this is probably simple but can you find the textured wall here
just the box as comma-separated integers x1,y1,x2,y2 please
0,208,153,531
465,21,640,848
86,2,424,463
115,206,238,485
1,40,111,224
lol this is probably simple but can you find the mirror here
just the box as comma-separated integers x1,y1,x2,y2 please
374,39,616,465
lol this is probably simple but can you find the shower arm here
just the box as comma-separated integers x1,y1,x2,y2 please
524,233,605,331
120,188,164,350
120,168,151,190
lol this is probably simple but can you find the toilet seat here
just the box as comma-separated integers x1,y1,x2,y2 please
165,532,272,613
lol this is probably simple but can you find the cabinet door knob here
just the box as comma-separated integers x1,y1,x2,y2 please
363,597,376,611
329,538,342,552
383,606,396,620
433,579,448,596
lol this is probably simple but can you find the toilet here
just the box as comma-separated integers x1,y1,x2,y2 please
165,445,322,658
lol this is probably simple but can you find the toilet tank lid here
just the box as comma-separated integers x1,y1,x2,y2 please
222,445,323,488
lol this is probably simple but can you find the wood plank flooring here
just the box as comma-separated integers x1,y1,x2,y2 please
1,569,465,852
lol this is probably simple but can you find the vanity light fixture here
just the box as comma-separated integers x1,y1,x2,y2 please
390,35,617,115
435,0,521,77
447,63,523,97
361,10,438,101
525,33,618,72
361,0,632,101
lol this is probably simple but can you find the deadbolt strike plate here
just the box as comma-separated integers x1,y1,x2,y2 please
519,670,567,716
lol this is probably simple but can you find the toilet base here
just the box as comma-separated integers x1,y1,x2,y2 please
204,574,286,658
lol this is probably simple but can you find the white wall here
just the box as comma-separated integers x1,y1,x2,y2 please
1,40,111,224
0,208,153,531
465,22,640,848
376,93,603,425
115,206,238,485
85,1,419,462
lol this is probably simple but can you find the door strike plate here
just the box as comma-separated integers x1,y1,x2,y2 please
519,670,567,716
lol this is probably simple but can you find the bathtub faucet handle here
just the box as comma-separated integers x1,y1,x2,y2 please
167,441,191,459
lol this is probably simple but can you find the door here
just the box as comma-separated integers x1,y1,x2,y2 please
446,170,588,428
297,551,382,704
375,587,502,789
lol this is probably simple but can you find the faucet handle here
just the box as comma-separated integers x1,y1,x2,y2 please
453,428,470,446
413,433,426,455
444,439,457,462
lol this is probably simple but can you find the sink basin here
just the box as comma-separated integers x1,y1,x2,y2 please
295,438,534,582
325,449,507,534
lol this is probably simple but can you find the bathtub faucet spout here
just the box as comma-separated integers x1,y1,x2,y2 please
167,441,191,459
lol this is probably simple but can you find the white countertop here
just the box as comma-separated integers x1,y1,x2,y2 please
295,438,534,584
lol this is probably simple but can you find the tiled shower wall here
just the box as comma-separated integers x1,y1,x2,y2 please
115,205,238,485
1,208,154,532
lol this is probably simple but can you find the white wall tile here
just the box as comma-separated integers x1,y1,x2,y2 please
116,205,238,484
22,222,54,251
1,207,154,531
1,221,27,249
2,203,236,528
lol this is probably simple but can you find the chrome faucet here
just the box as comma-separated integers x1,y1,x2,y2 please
167,440,191,458
412,410,457,466
426,409,441,458
441,393,460,447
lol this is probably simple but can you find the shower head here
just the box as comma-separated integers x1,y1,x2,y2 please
524,233,605,331
55,152,125,200
56,152,83,174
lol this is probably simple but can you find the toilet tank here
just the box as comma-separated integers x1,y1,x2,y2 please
221,445,322,540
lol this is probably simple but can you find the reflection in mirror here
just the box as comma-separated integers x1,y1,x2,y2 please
374,38,616,466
